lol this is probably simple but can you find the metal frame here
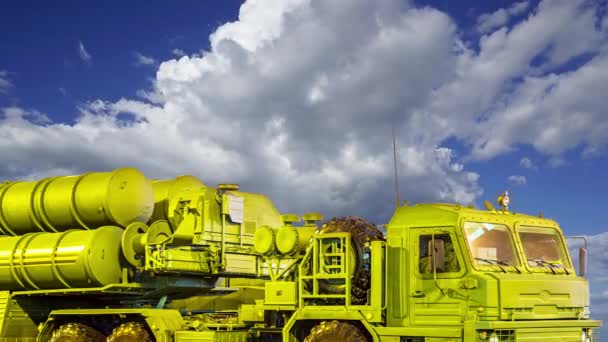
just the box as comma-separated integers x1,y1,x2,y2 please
298,232,351,308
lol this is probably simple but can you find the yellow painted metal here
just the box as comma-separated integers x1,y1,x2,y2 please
0,168,154,235
122,222,150,268
253,226,275,255
174,330,250,342
275,227,298,255
0,226,124,290
301,212,323,224
264,281,296,305
276,226,315,255
122,221,172,267
149,175,205,228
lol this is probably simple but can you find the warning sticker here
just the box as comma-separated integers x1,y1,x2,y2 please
228,195,244,223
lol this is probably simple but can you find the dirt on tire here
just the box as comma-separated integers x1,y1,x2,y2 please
304,320,368,342
49,323,105,342
106,322,152,342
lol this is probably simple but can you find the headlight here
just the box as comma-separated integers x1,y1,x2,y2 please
488,333,499,342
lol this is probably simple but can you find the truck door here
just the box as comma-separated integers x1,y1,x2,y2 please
409,227,466,326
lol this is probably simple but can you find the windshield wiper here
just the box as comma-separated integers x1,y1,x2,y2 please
496,260,521,274
474,258,506,273
528,259,569,275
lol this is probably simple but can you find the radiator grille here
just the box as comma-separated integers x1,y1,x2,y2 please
495,329,515,341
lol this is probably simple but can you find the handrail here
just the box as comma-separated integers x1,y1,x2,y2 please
381,240,388,311
298,233,351,306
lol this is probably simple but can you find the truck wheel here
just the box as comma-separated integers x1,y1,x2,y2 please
317,216,383,304
49,323,106,342
106,322,152,342
304,320,368,342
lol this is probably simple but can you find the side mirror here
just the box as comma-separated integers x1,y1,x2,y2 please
579,247,587,277
566,236,588,277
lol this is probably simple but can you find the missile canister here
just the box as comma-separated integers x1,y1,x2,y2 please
275,212,323,254
253,226,276,255
0,226,124,290
148,175,205,229
0,168,154,235
276,226,316,255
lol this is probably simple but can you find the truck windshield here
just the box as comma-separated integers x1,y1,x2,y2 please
518,226,570,271
464,222,519,270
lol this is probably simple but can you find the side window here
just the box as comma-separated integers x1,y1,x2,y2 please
419,234,460,274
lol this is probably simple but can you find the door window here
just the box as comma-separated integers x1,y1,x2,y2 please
418,233,460,274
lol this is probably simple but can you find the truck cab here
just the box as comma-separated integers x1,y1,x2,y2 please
384,202,599,341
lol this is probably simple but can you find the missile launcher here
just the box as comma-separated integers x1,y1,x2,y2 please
0,168,599,342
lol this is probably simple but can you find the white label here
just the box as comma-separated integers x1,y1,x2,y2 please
228,195,244,223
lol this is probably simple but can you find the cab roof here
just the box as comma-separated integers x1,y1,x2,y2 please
387,203,560,231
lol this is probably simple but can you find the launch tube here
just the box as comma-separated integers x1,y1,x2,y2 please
148,175,205,229
276,226,316,255
0,168,154,235
0,226,124,290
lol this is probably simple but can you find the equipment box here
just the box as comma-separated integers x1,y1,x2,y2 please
264,281,296,305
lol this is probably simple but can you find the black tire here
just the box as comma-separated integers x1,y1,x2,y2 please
303,320,368,342
48,323,106,342
106,322,152,342
317,216,383,304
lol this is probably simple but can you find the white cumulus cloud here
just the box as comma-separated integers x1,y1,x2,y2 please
417,0,608,161
477,1,529,34
0,0,484,223
0,0,607,225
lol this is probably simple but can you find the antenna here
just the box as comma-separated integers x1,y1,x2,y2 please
392,127,401,209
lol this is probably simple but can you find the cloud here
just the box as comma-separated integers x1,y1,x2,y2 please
0,0,607,225
0,0,483,223
519,157,537,170
477,1,529,34
1,106,51,126
419,0,608,161
134,52,156,66
171,49,186,57
0,70,13,94
519,157,532,169
58,87,67,96
508,175,527,185
77,41,92,64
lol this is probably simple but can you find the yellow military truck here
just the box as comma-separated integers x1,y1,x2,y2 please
0,168,600,341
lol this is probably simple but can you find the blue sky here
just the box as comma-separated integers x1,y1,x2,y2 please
1,0,605,234
1,0,608,333
0,1,242,121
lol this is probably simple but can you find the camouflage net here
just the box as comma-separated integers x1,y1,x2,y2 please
317,216,384,305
